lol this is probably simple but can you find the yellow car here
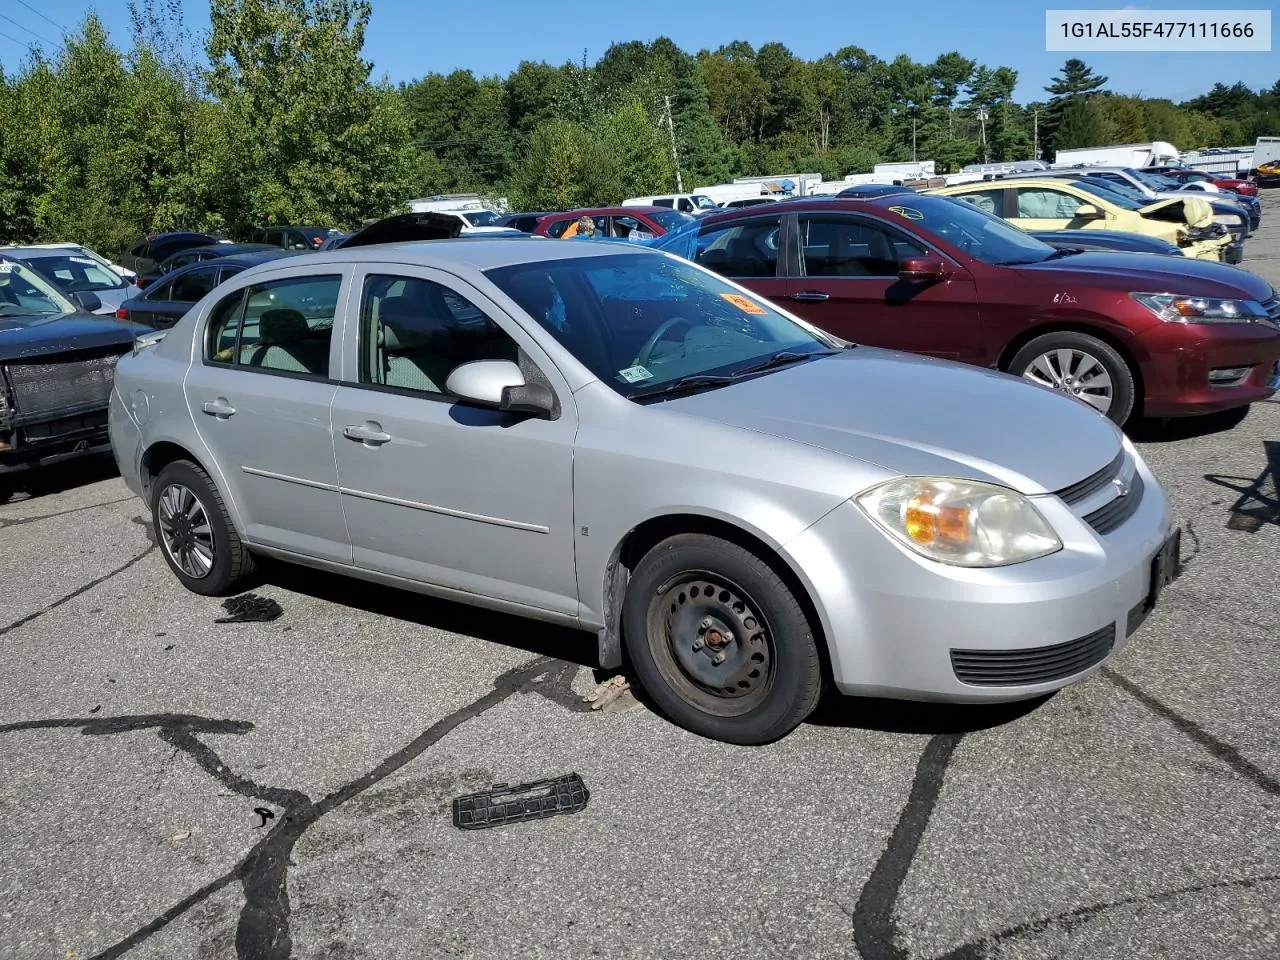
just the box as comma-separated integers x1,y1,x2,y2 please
1256,160,1280,180
930,178,1233,262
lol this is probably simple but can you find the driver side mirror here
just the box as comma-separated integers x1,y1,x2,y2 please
70,290,102,313
445,360,556,418
1073,203,1104,220
897,256,951,284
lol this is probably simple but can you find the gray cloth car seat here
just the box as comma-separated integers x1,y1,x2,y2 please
244,308,325,373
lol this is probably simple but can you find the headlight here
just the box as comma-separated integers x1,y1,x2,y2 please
1131,293,1268,324
1212,214,1243,227
856,477,1062,568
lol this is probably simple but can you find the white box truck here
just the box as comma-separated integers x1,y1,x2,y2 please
1054,142,1179,169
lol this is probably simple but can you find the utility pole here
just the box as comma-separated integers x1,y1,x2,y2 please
976,108,989,163
912,116,917,162
663,95,684,193
1032,107,1040,160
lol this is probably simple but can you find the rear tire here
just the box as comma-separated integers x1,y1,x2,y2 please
1009,331,1136,426
622,533,822,745
152,459,254,596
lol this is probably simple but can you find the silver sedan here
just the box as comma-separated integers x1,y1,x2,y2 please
108,240,1177,744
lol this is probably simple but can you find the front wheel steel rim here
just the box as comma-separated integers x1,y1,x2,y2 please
648,574,774,716
1022,348,1114,414
157,483,215,579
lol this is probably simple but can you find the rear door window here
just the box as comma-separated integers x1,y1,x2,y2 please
693,216,782,278
797,215,924,277
170,266,220,303
235,275,341,377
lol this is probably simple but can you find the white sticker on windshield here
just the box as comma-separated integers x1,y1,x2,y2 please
618,365,653,384
0,262,13,273
70,257,98,265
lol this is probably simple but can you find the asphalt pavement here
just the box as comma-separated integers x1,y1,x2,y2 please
2,194,1279,960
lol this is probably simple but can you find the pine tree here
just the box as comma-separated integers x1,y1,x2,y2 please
1045,59,1108,97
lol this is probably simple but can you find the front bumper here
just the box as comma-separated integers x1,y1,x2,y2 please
0,405,113,475
1136,321,1280,417
783,452,1173,702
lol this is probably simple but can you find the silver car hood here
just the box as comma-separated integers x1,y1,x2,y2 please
664,349,1123,495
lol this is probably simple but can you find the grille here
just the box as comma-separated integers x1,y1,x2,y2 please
951,625,1116,686
5,350,124,417
1262,295,1280,328
1054,450,1125,506
1084,472,1144,535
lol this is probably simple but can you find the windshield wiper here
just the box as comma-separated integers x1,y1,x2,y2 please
628,373,739,402
1044,247,1084,260
628,348,846,402
731,348,844,377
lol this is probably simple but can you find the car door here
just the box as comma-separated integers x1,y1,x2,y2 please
690,212,788,304
184,268,351,563
783,212,980,362
329,266,578,616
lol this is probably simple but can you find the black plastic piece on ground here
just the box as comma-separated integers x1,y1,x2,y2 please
215,593,284,623
452,773,589,830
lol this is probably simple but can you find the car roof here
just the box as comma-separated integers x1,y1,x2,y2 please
244,237,653,273
176,243,276,257
160,250,299,275
694,194,927,229
547,206,670,217
0,246,90,259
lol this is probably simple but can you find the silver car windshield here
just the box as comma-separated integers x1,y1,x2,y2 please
24,254,127,292
0,259,78,318
487,253,834,399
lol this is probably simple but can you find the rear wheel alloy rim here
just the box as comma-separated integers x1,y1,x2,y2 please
157,483,215,579
1022,349,1114,414
649,574,774,716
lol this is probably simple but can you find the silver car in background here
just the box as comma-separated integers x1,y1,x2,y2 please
109,240,1177,744
1,244,137,315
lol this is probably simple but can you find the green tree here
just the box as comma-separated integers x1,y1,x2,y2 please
205,0,416,232
1045,58,1108,97
1054,97,1108,150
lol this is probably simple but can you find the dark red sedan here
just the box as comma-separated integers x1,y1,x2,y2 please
534,206,693,241
1148,166,1259,198
655,195,1280,425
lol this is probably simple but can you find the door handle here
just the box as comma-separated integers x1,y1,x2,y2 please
343,422,392,446
201,397,236,419
791,291,830,302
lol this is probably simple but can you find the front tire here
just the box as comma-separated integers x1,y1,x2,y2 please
622,534,822,745
1009,331,1136,425
152,459,254,596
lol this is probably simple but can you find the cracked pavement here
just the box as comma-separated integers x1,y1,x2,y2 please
2,194,1279,959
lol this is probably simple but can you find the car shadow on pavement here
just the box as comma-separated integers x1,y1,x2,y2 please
1204,438,1280,532
806,690,1053,735
1126,405,1251,443
259,561,601,668
0,452,119,505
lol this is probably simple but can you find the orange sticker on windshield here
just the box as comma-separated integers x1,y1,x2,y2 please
720,293,767,314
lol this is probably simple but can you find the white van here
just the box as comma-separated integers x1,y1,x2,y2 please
623,194,720,216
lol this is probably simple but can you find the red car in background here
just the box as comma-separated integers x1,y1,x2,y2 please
1149,166,1259,197
534,206,693,241
659,195,1280,426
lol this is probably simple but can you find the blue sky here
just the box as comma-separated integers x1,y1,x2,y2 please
2,0,1276,103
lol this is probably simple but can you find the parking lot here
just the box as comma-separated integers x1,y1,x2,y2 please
2,196,1279,960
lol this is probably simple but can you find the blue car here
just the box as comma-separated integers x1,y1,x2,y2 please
115,251,298,329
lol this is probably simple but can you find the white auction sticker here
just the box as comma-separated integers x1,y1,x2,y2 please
1047,10,1270,51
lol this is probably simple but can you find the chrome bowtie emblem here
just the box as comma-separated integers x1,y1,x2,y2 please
1113,475,1131,498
